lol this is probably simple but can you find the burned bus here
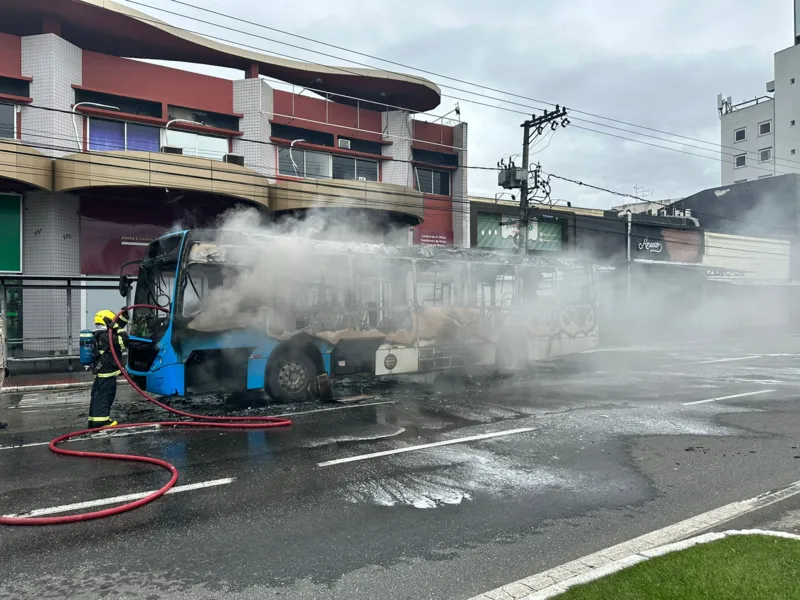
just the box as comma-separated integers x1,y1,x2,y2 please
122,229,598,402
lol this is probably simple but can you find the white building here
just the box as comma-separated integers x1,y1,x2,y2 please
611,198,682,216
718,0,800,185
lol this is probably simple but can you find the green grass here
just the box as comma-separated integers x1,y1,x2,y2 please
557,535,800,600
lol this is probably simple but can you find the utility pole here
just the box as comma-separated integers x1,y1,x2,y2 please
499,106,569,255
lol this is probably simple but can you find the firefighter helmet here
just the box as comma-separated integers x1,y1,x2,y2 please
94,309,117,327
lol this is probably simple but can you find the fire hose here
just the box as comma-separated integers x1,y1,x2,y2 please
0,304,292,526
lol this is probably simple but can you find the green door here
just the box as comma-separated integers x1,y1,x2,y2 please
0,193,21,273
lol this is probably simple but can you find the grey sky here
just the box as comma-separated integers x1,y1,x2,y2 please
128,0,793,208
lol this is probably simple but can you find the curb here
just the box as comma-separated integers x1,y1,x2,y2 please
517,530,800,600
1,379,128,394
470,479,800,600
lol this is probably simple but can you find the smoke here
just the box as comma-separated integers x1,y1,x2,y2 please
175,207,599,371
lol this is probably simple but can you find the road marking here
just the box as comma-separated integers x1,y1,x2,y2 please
696,355,763,365
0,426,163,451
278,400,395,417
682,389,775,406
469,480,800,600
318,427,536,467
2,478,234,518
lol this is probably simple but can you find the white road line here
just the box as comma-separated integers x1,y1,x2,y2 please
682,389,776,406
469,480,800,600
318,427,536,467
0,426,163,451
2,478,234,518
696,355,763,365
278,400,395,417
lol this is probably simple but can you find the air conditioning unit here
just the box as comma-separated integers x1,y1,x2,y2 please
161,146,183,155
338,138,351,150
658,209,667,216
673,209,684,217
224,153,245,167
685,209,692,218
357,176,367,181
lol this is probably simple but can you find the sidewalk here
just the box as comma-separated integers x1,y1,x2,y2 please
1,371,96,393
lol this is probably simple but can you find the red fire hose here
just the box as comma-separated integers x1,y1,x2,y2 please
0,304,292,526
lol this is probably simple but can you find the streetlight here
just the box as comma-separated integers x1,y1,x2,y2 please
289,138,305,176
72,102,120,151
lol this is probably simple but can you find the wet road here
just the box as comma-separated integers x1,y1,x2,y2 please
2,336,800,599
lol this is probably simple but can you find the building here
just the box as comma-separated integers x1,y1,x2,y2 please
717,0,800,185
0,0,468,358
469,196,704,264
611,198,682,216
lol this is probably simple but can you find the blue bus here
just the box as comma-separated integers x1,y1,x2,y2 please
122,229,599,402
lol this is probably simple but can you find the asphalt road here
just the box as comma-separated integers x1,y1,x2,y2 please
2,335,800,599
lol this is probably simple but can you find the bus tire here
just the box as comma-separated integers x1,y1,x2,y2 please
266,350,317,403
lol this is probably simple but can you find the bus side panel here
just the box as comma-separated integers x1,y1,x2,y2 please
147,362,186,397
246,358,268,389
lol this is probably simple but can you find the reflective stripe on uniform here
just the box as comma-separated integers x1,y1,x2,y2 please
117,334,126,351
88,416,112,422
97,370,121,378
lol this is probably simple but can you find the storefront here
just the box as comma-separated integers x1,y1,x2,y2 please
0,193,22,349
470,201,571,254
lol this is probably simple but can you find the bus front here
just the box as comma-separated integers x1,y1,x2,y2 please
125,232,186,396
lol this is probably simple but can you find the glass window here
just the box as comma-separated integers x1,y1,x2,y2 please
0,104,14,139
759,147,772,162
163,130,228,160
759,121,772,135
196,135,228,160
278,147,300,176
734,128,746,142
356,158,379,181
89,119,125,151
126,123,160,152
333,155,356,180
304,151,331,179
735,154,746,168
415,168,450,195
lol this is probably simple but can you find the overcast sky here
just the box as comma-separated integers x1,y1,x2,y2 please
126,0,793,208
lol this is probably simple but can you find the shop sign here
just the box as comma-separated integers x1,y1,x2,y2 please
0,193,22,273
476,212,562,252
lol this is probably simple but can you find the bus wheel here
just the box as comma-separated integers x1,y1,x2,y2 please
266,351,316,403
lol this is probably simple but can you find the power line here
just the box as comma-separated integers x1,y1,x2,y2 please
11,116,800,238
3,135,796,260
126,0,800,171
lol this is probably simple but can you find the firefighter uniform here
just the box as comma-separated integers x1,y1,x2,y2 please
87,309,129,429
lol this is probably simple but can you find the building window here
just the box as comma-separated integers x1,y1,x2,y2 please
163,130,228,160
278,147,331,179
792,149,797,155
759,120,772,135
414,167,451,196
792,78,796,84
332,155,378,181
734,128,746,142
734,154,746,168
88,118,160,152
0,104,15,139
759,147,772,162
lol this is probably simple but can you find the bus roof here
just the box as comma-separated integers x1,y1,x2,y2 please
179,228,592,270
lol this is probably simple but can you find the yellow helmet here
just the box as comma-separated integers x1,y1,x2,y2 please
94,309,116,327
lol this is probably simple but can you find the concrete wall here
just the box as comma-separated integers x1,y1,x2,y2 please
452,122,469,247
20,34,82,158
233,78,275,180
381,111,414,188
774,44,800,180
21,192,81,354
720,98,775,185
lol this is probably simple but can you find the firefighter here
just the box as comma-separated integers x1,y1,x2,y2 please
87,309,129,429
